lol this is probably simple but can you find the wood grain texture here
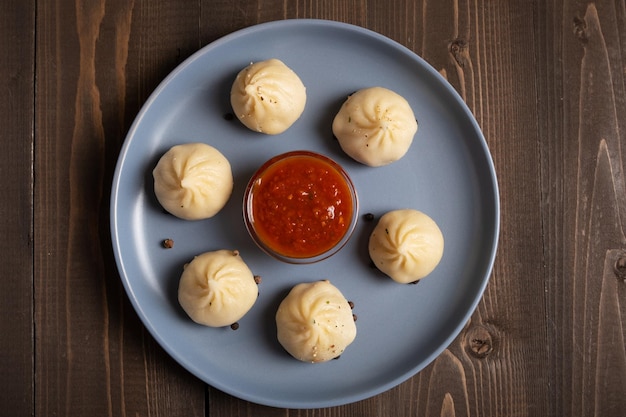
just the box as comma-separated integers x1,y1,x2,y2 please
538,1,626,416
0,0,35,415
34,0,204,415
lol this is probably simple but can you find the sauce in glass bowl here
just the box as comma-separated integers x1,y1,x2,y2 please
244,151,358,263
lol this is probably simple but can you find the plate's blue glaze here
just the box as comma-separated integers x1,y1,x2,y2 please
111,19,499,408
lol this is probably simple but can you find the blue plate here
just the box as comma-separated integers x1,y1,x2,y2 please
111,19,499,409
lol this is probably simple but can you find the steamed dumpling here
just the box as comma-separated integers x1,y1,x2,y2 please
332,87,418,166
230,59,306,134
178,250,258,327
369,209,444,283
153,143,233,220
276,280,356,363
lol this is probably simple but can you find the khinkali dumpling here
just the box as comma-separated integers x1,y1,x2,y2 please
153,143,233,220
178,250,259,327
332,87,417,167
369,209,444,283
230,59,306,135
276,280,356,363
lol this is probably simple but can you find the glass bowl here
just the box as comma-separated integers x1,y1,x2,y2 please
243,150,359,264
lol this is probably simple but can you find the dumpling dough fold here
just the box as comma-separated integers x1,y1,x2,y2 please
276,280,356,363
230,58,306,134
332,87,417,167
153,143,233,220
178,250,258,327
369,209,444,283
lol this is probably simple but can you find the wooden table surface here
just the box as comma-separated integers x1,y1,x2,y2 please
3,0,626,415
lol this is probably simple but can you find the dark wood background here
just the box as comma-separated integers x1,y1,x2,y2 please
2,0,625,415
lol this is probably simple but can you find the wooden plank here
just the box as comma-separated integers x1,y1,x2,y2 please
538,1,626,416
0,0,35,415
34,1,205,415
421,0,552,415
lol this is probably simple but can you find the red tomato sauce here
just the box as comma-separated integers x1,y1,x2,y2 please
249,153,355,259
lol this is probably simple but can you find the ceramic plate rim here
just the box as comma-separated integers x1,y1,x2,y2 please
111,19,500,409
